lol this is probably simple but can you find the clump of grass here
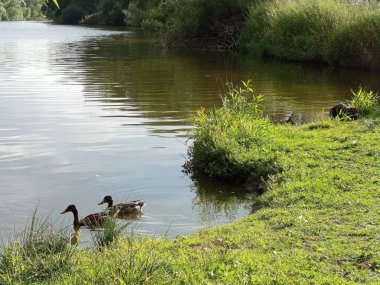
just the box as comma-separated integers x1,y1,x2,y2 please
90,216,130,248
351,87,379,116
0,209,75,284
185,81,285,183
53,235,172,284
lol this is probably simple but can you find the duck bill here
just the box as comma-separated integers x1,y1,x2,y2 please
61,208,69,214
98,199,105,205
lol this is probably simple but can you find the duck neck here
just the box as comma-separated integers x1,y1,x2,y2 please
107,200,113,208
71,208,80,229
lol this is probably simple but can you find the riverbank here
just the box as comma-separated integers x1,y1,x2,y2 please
40,0,380,69
1,85,379,284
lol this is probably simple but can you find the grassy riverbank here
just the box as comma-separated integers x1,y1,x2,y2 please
1,85,379,284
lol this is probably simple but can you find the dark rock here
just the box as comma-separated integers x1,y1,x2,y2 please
329,104,359,120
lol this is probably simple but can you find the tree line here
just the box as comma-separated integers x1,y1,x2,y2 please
0,0,45,20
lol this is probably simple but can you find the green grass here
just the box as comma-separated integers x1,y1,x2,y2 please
90,216,130,248
241,0,380,69
1,84,380,284
351,87,379,117
0,209,75,284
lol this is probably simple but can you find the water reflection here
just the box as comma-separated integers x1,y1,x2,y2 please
0,22,379,239
51,33,380,129
191,176,252,224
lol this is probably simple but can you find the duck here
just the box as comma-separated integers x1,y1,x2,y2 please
61,204,107,230
98,195,146,218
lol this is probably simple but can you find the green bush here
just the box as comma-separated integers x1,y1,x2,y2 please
186,81,284,182
241,0,380,69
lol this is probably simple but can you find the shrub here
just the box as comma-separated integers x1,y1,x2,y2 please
186,81,284,182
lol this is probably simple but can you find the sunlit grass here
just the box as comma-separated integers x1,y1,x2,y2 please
351,87,379,116
0,209,75,284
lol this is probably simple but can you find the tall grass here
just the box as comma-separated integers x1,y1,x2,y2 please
91,216,130,248
241,0,380,69
185,81,285,183
351,87,379,116
0,209,75,284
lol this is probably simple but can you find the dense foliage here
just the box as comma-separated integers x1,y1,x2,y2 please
0,0,45,20
241,0,380,69
125,0,255,48
43,0,130,25
8,0,379,69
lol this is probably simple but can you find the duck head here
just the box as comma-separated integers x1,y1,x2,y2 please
98,195,113,207
61,204,77,214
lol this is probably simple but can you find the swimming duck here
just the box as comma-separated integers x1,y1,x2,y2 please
61,204,107,230
98,195,146,218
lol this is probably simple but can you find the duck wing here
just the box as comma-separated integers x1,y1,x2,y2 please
115,200,146,218
78,212,106,229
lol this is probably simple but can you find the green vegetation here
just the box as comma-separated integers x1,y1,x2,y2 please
184,81,284,182
43,0,130,25
0,0,45,20
1,84,379,284
7,0,377,69
90,216,129,248
125,0,253,48
241,0,380,69
351,87,379,117
0,209,75,283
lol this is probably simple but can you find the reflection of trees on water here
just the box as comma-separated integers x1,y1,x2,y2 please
190,176,252,224
48,32,380,127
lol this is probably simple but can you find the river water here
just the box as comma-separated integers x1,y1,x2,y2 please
0,22,378,240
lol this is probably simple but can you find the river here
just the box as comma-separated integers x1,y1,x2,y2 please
0,21,378,241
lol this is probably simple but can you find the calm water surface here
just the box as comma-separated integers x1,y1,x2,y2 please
0,22,378,240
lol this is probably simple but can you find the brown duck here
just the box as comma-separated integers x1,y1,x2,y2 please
98,195,146,218
61,204,107,230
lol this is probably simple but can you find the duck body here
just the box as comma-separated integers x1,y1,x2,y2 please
98,196,146,218
61,204,107,230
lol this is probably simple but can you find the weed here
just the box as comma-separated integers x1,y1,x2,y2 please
351,87,379,116
91,216,130,248
0,209,75,284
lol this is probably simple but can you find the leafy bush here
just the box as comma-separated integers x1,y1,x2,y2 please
186,81,284,182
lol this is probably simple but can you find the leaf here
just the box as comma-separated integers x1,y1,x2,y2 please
52,0,60,9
